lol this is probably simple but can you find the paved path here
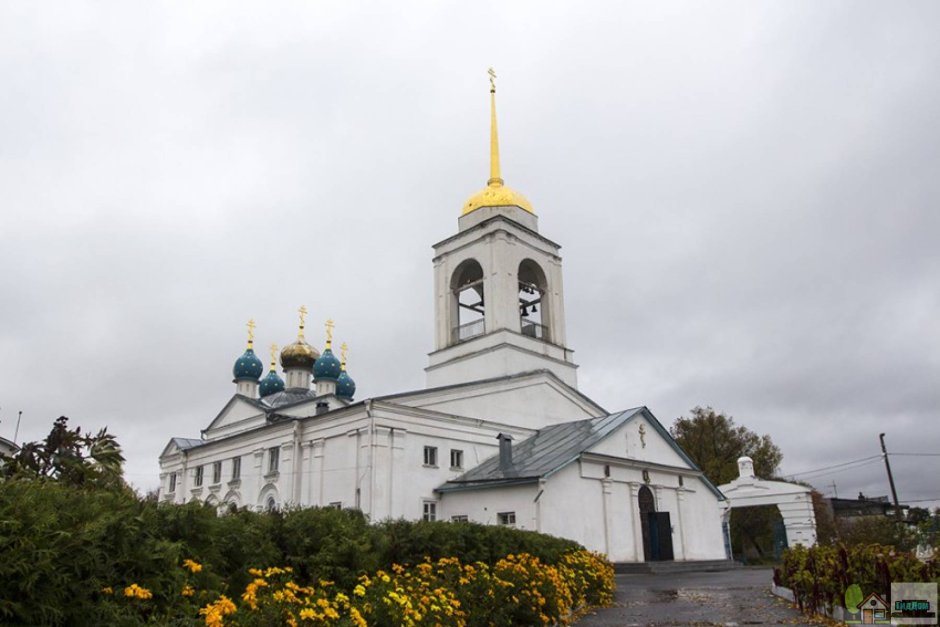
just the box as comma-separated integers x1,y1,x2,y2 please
576,568,818,626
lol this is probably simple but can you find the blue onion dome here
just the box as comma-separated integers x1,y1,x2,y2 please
336,370,356,400
259,368,285,397
259,346,285,397
313,347,342,381
233,348,263,381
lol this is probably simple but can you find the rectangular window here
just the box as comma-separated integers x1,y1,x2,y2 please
328,501,342,509
497,512,516,527
168,472,177,493
212,461,222,485
268,446,279,473
231,456,241,481
423,501,437,522
194,465,204,487
451,515,468,523
423,446,438,467
449,449,463,469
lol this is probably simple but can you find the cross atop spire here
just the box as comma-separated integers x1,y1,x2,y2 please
487,67,502,186
340,342,348,370
269,343,278,369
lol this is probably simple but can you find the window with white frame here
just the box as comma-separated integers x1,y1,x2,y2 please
231,456,241,481
268,446,279,473
422,501,437,522
450,449,463,469
450,515,468,523
212,461,222,485
168,472,177,493
423,446,438,467
497,511,516,527
194,465,204,487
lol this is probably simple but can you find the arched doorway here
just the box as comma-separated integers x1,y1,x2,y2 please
638,485,655,561
638,485,674,562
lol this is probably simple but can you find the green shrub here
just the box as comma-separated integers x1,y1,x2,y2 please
0,479,598,625
775,543,940,616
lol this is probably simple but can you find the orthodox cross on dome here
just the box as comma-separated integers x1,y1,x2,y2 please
340,342,348,370
297,305,308,339
246,319,256,348
269,343,278,369
325,319,335,349
488,67,496,93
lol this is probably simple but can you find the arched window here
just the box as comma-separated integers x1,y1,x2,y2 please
265,497,277,512
450,258,485,343
518,259,549,341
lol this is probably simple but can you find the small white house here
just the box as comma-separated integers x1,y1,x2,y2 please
158,80,728,564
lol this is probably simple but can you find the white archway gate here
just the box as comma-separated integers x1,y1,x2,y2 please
718,457,817,558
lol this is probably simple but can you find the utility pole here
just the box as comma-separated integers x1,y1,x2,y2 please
879,433,901,520
13,411,22,445
830,481,838,498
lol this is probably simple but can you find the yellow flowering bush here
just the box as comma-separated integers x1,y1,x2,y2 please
98,549,613,626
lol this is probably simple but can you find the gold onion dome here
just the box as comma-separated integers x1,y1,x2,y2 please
461,69,534,216
280,306,320,369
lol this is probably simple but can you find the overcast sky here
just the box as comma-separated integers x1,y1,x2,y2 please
1,2,937,508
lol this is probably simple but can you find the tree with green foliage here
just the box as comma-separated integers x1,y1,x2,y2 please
671,406,782,484
0,416,125,489
671,406,784,562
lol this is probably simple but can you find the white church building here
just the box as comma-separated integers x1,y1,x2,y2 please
158,77,727,563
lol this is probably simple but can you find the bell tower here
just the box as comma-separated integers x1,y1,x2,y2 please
426,70,578,388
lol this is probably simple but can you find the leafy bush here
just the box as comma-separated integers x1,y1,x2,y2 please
775,543,940,616
97,551,613,626
0,479,607,626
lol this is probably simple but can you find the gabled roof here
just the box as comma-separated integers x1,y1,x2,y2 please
260,388,321,409
437,408,643,491
160,437,204,458
377,368,606,416
437,406,725,500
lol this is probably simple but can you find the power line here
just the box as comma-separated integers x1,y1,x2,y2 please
892,453,940,457
785,455,882,479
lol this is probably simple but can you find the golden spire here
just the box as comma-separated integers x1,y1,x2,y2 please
460,69,534,215
340,342,348,371
324,319,335,349
297,305,308,340
246,319,256,349
488,67,502,186
269,343,278,369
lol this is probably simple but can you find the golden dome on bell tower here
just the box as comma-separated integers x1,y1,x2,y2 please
461,69,535,216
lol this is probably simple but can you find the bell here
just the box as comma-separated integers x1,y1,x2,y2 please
531,303,537,313
521,307,529,317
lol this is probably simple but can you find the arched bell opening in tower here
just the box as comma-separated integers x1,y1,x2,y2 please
450,258,485,343
518,259,549,342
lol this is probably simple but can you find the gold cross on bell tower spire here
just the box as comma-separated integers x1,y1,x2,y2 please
487,67,502,186
246,319,256,348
